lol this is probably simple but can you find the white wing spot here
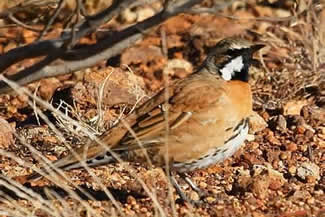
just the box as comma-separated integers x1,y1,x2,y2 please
220,56,244,81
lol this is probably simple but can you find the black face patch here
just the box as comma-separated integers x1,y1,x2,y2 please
218,48,253,82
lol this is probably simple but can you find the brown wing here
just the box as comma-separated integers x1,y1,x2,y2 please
33,80,184,172
112,73,225,151
160,79,252,163
28,72,252,181
48,74,224,169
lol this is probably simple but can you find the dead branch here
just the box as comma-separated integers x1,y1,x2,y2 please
7,13,43,32
37,0,66,41
0,0,205,94
0,0,134,72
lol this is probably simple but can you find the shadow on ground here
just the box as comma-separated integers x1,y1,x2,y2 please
0,182,146,203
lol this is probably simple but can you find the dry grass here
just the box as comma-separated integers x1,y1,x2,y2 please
0,74,171,217
0,1,324,217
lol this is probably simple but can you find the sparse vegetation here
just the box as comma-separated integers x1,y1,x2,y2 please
0,0,324,216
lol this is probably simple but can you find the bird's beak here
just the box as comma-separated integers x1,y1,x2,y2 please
251,44,265,53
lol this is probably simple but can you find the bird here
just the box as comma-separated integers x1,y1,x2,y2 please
27,37,264,203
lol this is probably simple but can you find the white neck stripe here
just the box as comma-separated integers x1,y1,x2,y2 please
220,56,244,80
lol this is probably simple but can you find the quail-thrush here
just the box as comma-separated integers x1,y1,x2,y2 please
28,37,264,203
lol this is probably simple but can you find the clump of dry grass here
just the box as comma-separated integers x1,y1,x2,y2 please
1,1,324,217
0,73,170,217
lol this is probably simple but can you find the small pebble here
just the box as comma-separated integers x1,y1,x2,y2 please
286,142,297,151
190,191,200,201
140,207,148,213
199,182,207,188
305,129,314,139
299,145,308,152
307,197,315,205
127,196,137,205
206,196,216,203
280,152,288,160
288,166,297,175
276,115,287,131
296,125,306,134
297,162,320,180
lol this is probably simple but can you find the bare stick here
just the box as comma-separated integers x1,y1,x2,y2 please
0,0,134,72
37,0,66,41
0,0,203,94
8,13,42,32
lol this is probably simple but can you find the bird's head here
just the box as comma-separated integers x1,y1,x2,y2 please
204,37,264,82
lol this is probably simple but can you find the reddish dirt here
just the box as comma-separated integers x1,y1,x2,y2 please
0,1,324,217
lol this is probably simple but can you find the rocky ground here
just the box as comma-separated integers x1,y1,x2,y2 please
0,1,324,216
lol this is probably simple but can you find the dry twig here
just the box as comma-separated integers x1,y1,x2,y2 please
0,0,205,94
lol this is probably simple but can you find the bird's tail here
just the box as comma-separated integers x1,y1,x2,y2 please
27,143,118,181
27,119,133,182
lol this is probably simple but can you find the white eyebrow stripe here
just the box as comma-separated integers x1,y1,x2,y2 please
220,56,244,81
230,44,250,50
